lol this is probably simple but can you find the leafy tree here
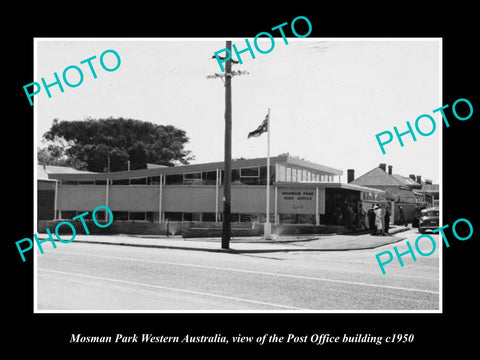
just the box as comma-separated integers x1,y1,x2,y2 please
37,138,87,169
40,118,194,172
128,141,148,170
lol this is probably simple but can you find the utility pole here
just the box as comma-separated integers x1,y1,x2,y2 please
222,40,232,250
207,41,249,250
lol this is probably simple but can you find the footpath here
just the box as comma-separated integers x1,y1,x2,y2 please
60,225,411,254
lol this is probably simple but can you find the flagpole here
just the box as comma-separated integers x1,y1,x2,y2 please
265,108,271,240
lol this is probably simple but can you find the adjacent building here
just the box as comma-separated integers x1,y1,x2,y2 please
349,163,439,223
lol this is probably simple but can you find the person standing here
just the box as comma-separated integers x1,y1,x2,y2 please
380,205,386,235
374,204,384,236
342,202,348,226
384,205,391,234
344,202,356,231
357,204,366,230
368,204,376,235
398,206,406,226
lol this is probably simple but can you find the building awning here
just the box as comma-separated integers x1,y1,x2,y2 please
274,181,386,194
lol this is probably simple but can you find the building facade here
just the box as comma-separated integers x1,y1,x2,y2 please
45,155,386,227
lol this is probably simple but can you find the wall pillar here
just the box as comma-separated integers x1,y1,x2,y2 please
158,174,163,222
274,186,278,225
54,180,59,220
215,168,219,222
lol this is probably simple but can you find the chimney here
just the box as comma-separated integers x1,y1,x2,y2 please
409,174,416,181
416,175,422,184
379,163,387,172
388,165,392,175
347,169,355,183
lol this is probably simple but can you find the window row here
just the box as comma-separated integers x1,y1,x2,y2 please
276,165,336,183
57,211,319,223
61,166,275,186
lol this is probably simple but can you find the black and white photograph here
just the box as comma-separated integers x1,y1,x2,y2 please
33,37,442,312
6,7,478,355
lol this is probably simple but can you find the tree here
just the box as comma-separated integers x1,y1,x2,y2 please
128,141,148,171
37,138,87,169
40,118,194,172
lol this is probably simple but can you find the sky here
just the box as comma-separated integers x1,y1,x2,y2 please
35,38,441,183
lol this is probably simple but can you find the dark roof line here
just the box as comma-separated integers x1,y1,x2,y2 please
47,155,343,181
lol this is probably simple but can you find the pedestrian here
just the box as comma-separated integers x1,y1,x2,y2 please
334,206,343,224
344,202,356,232
374,204,384,236
368,204,376,235
384,205,390,234
357,204,366,230
398,206,406,226
342,202,348,226
379,204,386,235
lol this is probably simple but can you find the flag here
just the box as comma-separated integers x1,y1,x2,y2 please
247,114,269,138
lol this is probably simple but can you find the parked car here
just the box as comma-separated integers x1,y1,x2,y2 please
418,207,439,233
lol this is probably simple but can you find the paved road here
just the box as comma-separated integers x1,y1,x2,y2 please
36,229,440,311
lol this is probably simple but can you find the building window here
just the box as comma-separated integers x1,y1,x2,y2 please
129,212,146,221
286,167,292,182
113,211,129,221
231,169,240,184
276,165,287,181
203,171,217,185
233,167,262,185
292,169,298,182
231,213,241,222
240,167,260,177
130,177,147,185
259,166,273,185
183,172,203,185
239,213,260,222
146,212,156,222
259,214,275,223
280,214,295,224
149,176,161,185
239,213,252,222
94,210,106,221
202,212,216,222
279,214,315,224
112,179,129,185
165,212,182,221
78,180,95,185
166,174,183,185
183,212,201,221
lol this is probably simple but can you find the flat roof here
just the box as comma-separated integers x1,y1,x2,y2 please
46,155,343,181
37,165,96,181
